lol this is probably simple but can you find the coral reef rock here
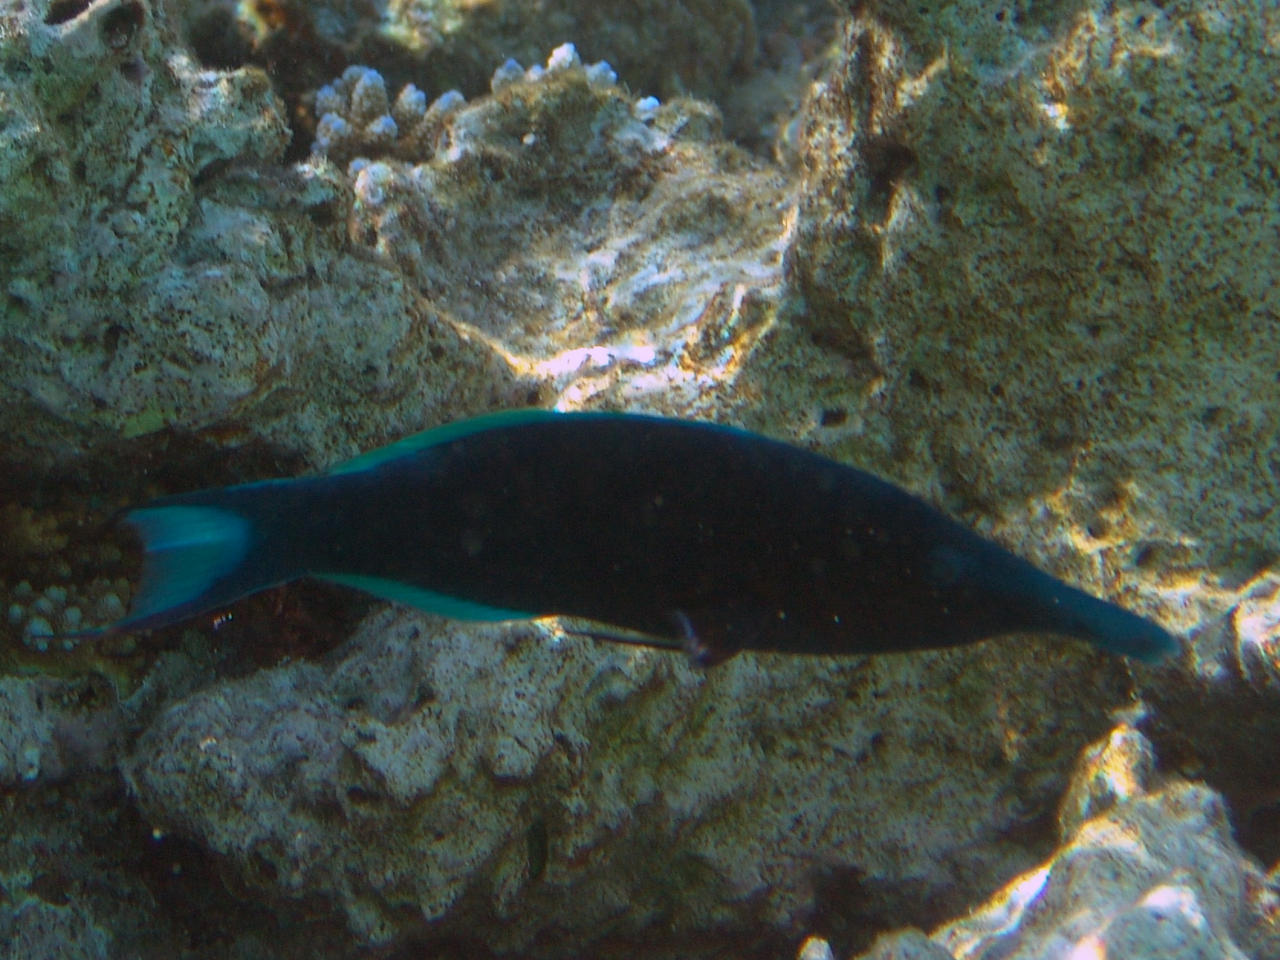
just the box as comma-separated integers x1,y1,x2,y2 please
1,0,521,469
851,727,1280,960
0,674,121,787
777,6,1280,896
307,49,794,419
126,608,1132,955
3,0,277,454
789,0,1279,621
1140,570,1280,868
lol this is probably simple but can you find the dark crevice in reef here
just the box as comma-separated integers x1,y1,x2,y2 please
44,0,92,25
811,863,990,957
43,0,145,43
184,0,341,162
186,6,254,69
1143,691,1280,878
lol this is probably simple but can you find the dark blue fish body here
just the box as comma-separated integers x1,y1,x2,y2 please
107,411,1177,664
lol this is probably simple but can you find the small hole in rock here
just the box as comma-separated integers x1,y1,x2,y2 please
820,408,848,427
187,8,254,69
864,136,917,203
102,1,145,49
119,57,146,85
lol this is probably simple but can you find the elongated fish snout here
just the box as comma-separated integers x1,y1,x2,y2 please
1052,588,1180,663
925,544,1180,664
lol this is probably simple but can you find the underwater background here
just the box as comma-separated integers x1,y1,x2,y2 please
1,0,1278,957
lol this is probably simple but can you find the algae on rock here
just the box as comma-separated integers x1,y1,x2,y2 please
788,0,1280,635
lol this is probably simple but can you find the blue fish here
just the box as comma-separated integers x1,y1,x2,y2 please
94,410,1177,664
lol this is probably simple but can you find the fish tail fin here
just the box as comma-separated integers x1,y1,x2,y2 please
106,504,271,634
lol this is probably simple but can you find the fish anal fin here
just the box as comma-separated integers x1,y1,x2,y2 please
313,573,532,621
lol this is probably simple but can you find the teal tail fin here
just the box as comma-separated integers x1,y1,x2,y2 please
106,506,258,634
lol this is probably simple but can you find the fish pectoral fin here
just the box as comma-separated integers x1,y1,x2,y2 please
554,611,749,668
313,573,532,622
554,617,686,653
672,609,745,668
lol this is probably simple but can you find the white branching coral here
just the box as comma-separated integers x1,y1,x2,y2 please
313,64,468,165
313,66,434,164
490,42,618,92
310,44,624,166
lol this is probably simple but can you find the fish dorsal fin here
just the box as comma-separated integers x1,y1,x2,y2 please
327,409,565,476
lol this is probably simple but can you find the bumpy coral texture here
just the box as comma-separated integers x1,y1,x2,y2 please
789,0,1279,636
311,47,620,166
305,48,792,415
126,608,1131,954
0,0,521,468
187,0,757,107
852,728,1280,960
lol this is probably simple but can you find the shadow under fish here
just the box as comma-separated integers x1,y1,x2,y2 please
85,411,1179,665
